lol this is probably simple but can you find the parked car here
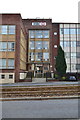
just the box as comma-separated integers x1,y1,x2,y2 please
68,76,77,81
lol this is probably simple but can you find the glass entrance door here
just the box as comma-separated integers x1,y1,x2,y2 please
35,65,43,78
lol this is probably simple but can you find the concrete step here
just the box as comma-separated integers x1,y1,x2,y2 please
32,78,46,83
1,85,80,99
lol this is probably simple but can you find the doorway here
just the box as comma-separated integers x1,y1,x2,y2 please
35,65,43,78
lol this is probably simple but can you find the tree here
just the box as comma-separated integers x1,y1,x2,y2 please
55,46,67,78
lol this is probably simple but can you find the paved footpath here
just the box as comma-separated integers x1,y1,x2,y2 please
2,99,79,118
0,81,79,87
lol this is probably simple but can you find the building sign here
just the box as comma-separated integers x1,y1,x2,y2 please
32,22,46,26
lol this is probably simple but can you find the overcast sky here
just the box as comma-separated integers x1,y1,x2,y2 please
0,0,79,23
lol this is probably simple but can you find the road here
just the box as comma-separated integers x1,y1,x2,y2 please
2,99,79,118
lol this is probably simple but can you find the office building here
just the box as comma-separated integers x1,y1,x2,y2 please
0,14,80,83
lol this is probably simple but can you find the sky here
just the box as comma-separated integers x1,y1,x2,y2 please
0,0,80,23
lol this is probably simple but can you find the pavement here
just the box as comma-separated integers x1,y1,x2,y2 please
0,81,79,87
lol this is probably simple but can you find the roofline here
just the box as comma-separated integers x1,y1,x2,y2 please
52,22,79,24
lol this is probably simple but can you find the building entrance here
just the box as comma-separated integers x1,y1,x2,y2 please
28,63,50,78
35,65,43,78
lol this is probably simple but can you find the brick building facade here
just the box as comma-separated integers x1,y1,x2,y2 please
0,14,80,83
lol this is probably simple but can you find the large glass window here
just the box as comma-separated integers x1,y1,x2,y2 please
64,41,70,47
71,53,76,58
9,26,15,34
1,25,7,34
0,59,6,69
0,42,15,51
60,28,64,34
65,53,70,58
0,42,7,51
0,25,16,34
29,41,34,49
29,52,34,61
67,64,70,71
60,41,63,48
71,64,76,70
64,29,69,34
43,30,49,38
70,29,76,34
8,59,14,69
77,29,80,34
35,52,43,61
43,41,49,49
77,41,80,47
43,53,49,61
29,30,49,38
76,64,80,70
71,41,76,47
29,31,34,38
35,41,42,49
35,31,43,38
8,42,15,51
29,30,50,62
76,53,80,58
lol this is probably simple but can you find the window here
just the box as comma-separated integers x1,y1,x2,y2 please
64,29,69,34
35,41,42,49
43,41,49,49
9,26,15,34
76,64,80,70
60,24,63,28
9,75,13,79
0,42,15,51
65,53,70,58
71,64,76,70
29,52,34,61
1,25,7,34
29,30,50,62
43,53,49,61
64,24,69,28
77,53,80,58
8,59,14,69
70,29,76,34
1,75,5,79
70,24,76,28
64,41,70,47
43,30,49,38
60,28,64,34
8,42,15,51
0,42,7,51
29,31,35,38
60,41,63,48
0,25,16,35
35,52,43,61
77,41,80,47
0,59,6,69
71,41,76,47
29,41,34,49
77,29,80,34
35,31,43,38
29,30,49,38
71,53,76,58
44,66,48,70
67,64,70,71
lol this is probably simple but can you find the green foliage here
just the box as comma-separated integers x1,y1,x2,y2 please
54,74,59,79
61,76,66,80
55,46,67,77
